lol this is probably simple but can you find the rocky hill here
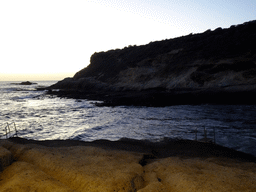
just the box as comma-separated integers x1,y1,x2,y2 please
48,20,256,106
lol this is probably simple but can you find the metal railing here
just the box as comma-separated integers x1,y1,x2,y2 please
195,126,216,144
1,122,18,139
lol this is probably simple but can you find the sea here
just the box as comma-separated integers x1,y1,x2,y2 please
0,81,255,157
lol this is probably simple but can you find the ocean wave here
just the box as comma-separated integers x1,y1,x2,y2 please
10,93,43,101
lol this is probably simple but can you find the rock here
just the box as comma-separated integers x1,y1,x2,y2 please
0,161,74,192
0,139,255,192
0,146,13,172
20,81,37,85
11,81,37,85
0,140,144,192
141,157,256,192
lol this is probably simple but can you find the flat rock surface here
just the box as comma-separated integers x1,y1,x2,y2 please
0,138,255,191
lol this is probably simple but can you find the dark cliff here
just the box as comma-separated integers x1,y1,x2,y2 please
48,20,256,106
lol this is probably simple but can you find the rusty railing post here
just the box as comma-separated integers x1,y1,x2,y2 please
14,122,18,137
5,124,8,139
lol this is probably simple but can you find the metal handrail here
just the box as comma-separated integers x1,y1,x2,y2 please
195,126,216,144
1,122,18,139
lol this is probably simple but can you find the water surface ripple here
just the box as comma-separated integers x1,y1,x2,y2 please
0,81,255,157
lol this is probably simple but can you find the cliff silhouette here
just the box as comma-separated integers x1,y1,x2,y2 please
48,20,256,106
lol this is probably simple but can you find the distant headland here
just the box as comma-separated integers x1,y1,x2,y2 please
47,20,256,106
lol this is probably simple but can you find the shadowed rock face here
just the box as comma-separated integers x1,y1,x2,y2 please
48,20,256,106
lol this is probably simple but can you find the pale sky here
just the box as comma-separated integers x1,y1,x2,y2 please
0,0,255,81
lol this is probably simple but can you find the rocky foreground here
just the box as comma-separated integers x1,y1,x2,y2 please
0,137,255,191
46,20,256,106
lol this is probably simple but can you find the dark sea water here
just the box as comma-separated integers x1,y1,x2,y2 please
0,81,255,157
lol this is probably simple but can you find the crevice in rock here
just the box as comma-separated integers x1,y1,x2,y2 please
139,153,157,166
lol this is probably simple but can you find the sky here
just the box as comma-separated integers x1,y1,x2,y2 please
0,0,255,81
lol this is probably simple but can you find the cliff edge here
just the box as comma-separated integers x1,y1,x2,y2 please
48,20,256,106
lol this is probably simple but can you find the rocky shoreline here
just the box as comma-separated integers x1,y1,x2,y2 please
0,137,255,191
6,137,256,160
45,87,256,107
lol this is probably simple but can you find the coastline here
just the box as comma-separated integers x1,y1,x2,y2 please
1,137,255,191
5,137,256,160
45,87,256,107
45,20,256,107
